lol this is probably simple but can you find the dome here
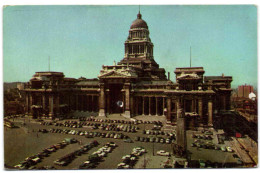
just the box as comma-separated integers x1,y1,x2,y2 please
130,12,148,29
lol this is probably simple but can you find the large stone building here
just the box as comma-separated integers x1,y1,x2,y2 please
22,12,232,127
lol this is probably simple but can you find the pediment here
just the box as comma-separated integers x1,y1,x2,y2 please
177,74,200,79
99,71,130,78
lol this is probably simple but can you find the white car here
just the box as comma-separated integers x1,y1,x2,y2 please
117,163,126,168
32,157,41,163
157,150,170,156
226,146,233,152
122,155,131,160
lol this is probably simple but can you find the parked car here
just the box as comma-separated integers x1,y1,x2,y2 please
157,150,170,156
221,146,226,152
226,146,233,152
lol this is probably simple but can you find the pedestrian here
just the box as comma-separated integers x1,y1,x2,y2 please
37,133,39,138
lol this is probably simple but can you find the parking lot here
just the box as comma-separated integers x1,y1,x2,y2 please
4,115,243,169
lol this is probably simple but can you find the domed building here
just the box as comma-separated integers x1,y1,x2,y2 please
23,12,232,127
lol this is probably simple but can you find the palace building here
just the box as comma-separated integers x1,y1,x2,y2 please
22,12,232,127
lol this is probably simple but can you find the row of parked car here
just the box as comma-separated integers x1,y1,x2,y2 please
135,136,174,144
79,142,117,169
143,130,176,139
117,147,146,169
79,117,163,125
192,134,213,140
41,121,83,128
44,128,132,140
14,138,73,170
97,124,139,133
54,140,99,166
191,139,233,152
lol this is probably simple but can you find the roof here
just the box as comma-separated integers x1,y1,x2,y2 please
35,71,64,76
76,80,99,86
174,67,204,73
204,76,232,81
130,12,148,29
136,80,172,85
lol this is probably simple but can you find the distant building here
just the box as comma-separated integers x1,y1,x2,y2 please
238,84,254,98
22,12,232,127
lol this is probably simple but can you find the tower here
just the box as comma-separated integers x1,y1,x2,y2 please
118,12,167,80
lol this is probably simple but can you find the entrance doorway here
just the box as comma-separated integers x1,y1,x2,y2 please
109,84,124,113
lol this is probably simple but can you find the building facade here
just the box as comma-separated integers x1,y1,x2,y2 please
238,84,254,98
22,12,232,127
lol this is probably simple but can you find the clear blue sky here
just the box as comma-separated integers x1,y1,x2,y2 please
3,5,257,88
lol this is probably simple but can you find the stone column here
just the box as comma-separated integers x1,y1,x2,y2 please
176,97,181,119
25,93,29,114
162,97,165,116
194,98,197,113
142,97,145,115
106,92,110,114
29,93,33,115
99,84,106,116
155,97,158,116
55,94,60,115
148,97,151,116
208,98,213,126
167,97,172,122
198,97,203,122
124,83,131,118
42,94,46,113
49,94,54,117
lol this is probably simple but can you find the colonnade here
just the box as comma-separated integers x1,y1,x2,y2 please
133,96,166,116
75,94,99,112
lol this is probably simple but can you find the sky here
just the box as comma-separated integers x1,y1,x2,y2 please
3,5,257,88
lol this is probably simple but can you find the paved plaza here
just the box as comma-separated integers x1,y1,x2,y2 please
4,115,249,169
